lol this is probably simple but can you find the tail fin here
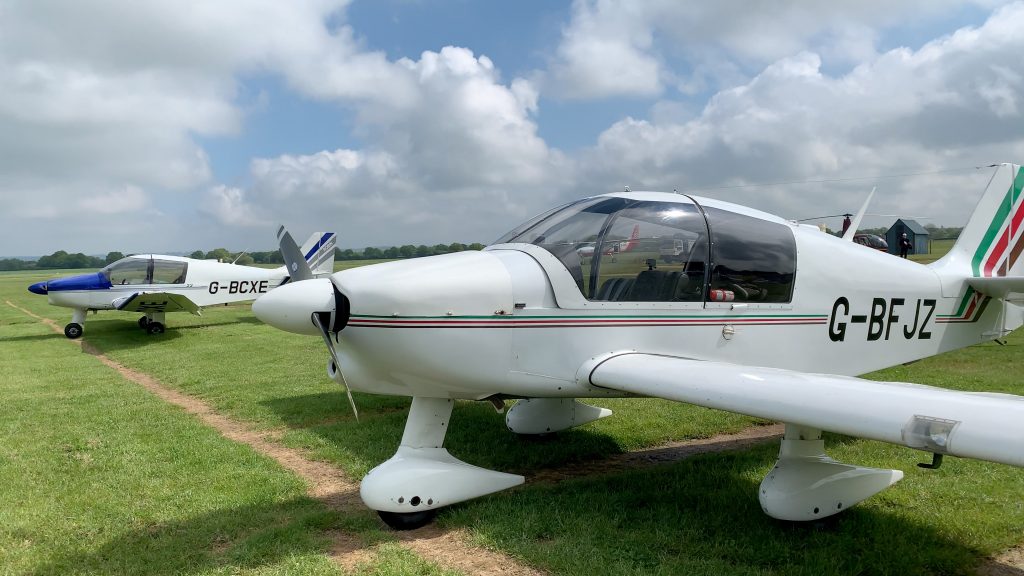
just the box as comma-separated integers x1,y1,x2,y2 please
299,232,338,276
623,224,641,252
932,163,1023,278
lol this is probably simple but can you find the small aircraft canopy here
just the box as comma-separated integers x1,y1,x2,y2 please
101,256,188,286
497,194,796,303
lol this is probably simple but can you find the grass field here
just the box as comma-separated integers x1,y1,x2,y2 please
2,261,1023,575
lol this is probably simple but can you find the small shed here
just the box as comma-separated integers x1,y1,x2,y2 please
886,219,930,255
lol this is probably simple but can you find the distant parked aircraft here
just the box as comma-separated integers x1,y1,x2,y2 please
28,231,335,338
576,223,640,258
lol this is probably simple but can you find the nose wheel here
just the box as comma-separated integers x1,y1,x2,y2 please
138,316,149,329
64,323,83,339
146,322,165,335
377,509,437,531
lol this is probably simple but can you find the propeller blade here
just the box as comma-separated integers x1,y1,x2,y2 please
312,312,359,421
277,225,314,282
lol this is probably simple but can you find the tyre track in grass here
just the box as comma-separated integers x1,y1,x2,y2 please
6,301,540,576
13,301,1018,575
528,423,784,484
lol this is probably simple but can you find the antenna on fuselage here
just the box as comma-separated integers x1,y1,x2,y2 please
841,186,876,242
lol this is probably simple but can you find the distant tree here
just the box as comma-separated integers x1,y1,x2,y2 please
105,251,124,265
383,246,401,259
415,245,432,258
448,242,466,253
205,248,232,262
189,250,205,259
859,227,888,237
467,243,485,251
37,250,103,269
924,224,962,240
399,244,416,258
363,247,384,259
233,253,255,266
0,258,30,271
250,251,283,264
432,243,450,255
37,250,68,268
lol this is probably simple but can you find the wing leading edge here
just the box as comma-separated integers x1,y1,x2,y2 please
579,352,1024,467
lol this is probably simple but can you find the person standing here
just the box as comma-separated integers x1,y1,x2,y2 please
899,233,913,258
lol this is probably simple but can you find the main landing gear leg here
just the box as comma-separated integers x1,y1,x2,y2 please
361,397,524,530
64,308,87,339
759,424,903,521
146,311,166,335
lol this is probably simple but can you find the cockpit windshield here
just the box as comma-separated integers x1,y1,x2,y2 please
497,195,797,304
497,197,711,301
101,258,149,285
101,257,188,286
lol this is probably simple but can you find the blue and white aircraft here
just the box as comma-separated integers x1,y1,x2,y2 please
28,230,335,339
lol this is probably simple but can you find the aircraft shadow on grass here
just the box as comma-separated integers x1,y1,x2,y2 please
452,445,1017,575
66,316,263,352
255,391,1022,574
30,449,1012,576
260,388,876,476
261,395,630,474
0,333,64,344
30,497,339,576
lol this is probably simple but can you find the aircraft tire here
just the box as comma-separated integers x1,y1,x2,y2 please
138,316,149,329
147,322,165,335
64,323,83,339
377,509,437,531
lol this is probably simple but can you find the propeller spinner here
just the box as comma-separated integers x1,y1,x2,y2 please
255,228,357,419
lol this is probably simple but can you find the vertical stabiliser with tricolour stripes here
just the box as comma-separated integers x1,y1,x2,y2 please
931,163,1024,328
934,163,1024,278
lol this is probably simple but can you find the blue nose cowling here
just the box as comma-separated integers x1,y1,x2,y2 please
28,273,111,295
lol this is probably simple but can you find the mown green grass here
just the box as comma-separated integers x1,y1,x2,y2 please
910,237,955,264
448,334,1024,575
0,292,343,575
3,265,1024,575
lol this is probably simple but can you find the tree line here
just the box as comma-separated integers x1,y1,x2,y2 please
1,242,486,271
0,251,127,271
854,224,963,241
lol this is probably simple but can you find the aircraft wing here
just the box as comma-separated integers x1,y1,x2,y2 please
579,352,1024,467
115,292,201,315
968,276,1024,302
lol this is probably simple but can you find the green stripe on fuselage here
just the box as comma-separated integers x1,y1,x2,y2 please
938,286,975,319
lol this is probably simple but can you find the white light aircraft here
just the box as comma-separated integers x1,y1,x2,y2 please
576,222,640,258
28,231,336,338
254,163,1024,531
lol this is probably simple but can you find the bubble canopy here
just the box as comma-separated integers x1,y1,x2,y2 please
495,195,797,304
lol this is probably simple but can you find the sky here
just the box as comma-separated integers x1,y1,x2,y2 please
2,0,1024,256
